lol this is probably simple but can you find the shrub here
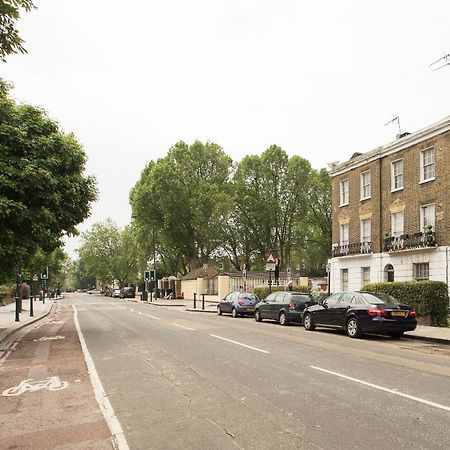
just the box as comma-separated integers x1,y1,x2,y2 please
363,281,449,327
253,285,311,300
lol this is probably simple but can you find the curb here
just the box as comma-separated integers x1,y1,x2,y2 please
185,308,217,314
0,300,57,346
403,334,450,346
144,302,186,307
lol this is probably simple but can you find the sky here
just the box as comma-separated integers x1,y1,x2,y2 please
2,0,450,259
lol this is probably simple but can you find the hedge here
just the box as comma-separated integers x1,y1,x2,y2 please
253,285,311,300
363,281,449,327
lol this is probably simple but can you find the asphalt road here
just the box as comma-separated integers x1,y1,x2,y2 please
71,294,450,449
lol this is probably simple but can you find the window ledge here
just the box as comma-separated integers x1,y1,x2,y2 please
340,203,349,207
360,196,371,202
391,187,404,193
419,177,435,185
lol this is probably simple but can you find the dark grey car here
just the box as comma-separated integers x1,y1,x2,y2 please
254,291,315,326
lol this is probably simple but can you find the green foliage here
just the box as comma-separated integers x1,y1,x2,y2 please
78,220,140,288
0,80,97,281
130,140,233,275
0,0,36,61
253,285,311,300
363,281,449,327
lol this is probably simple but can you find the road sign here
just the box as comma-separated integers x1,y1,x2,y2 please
266,253,276,264
242,269,247,279
32,274,39,282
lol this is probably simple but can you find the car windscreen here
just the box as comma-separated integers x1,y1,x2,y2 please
239,293,258,301
360,292,400,305
290,295,311,303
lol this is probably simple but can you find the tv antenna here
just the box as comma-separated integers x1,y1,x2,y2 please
430,53,450,71
384,115,401,136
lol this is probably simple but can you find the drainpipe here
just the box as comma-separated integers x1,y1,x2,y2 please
379,157,383,282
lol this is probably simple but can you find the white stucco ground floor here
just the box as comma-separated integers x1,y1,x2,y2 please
329,246,450,293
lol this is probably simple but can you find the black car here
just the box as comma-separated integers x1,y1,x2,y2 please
120,287,136,299
254,291,315,326
302,291,417,339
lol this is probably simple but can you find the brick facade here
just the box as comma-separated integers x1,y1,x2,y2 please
329,116,450,292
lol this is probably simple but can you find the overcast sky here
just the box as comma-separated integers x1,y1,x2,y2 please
2,0,449,258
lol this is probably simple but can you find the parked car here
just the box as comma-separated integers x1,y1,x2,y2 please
112,289,121,298
302,291,417,339
254,291,315,325
217,292,260,317
120,287,135,299
87,289,101,295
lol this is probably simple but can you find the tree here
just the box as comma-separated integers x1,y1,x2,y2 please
232,146,312,269
78,220,140,288
0,0,35,62
0,80,97,281
130,140,233,274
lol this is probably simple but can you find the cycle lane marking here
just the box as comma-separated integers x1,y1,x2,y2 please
311,365,450,413
73,305,130,450
172,323,196,331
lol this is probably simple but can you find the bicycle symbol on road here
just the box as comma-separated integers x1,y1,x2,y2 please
2,376,68,396
34,336,66,342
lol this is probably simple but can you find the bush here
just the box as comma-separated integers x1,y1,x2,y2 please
253,285,311,300
363,281,449,327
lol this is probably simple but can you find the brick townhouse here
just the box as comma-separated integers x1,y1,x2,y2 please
328,115,450,292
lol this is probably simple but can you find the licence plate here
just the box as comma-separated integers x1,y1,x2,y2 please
247,308,254,312
391,311,407,317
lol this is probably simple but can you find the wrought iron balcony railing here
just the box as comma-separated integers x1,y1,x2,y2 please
332,241,372,257
383,232,436,252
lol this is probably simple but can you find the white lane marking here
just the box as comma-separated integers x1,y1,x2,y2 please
72,305,130,450
137,312,142,315
210,334,269,354
34,335,65,342
311,365,450,413
172,323,196,331
129,309,134,312
144,314,161,320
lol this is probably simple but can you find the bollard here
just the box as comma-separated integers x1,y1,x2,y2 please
193,293,197,309
15,297,20,322
29,295,34,317
202,294,205,310
149,291,153,302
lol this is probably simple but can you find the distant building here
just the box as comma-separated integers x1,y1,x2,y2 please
329,115,450,292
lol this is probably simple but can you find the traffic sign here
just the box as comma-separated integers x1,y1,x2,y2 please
32,274,39,282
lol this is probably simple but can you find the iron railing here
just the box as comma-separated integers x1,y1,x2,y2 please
332,242,372,257
383,232,436,252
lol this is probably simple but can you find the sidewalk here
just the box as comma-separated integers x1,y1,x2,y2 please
0,297,56,344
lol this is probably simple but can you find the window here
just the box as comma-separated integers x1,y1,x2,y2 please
339,293,355,304
340,223,349,246
324,293,341,307
362,267,370,286
391,159,404,191
414,263,429,281
340,179,349,205
420,204,435,233
360,171,371,200
206,277,218,295
420,148,435,182
391,211,404,237
341,269,348,291
360,219,371,243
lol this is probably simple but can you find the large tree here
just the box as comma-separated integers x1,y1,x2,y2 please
231,145,313,269
0,80,97,281
130,140,233,274
78,220,140,288
0,0,35,61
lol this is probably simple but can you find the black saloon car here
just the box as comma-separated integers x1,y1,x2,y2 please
302,291,417,339
254,291,315,326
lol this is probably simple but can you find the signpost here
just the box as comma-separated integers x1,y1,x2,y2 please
265,253,276,293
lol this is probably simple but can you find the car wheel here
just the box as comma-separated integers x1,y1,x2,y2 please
390,331,404,339
217,306,222,316
255,309,262,322
232,307,238,318
303,313,315,331
347,317,363,338
279,311,289,326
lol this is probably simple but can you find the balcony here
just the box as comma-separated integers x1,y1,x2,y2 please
383,232,437,252
332,241,372,257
